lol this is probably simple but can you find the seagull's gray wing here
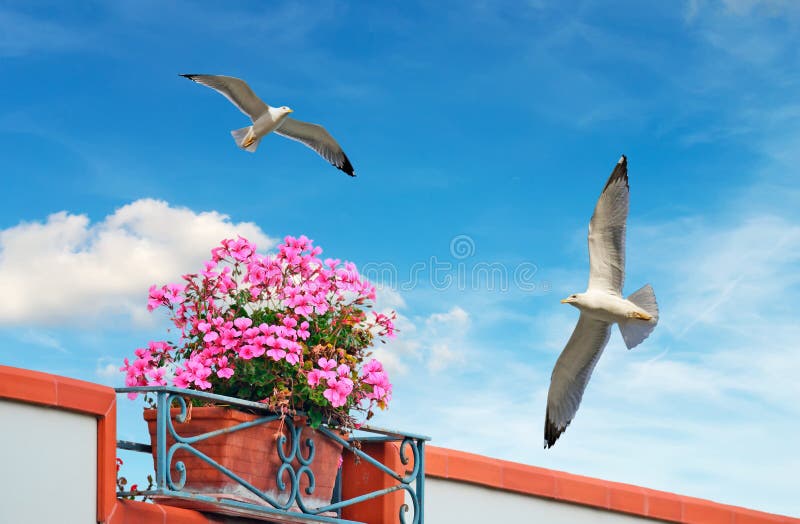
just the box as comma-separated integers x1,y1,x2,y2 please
275,118,355,177
545,314,612,448
587,155,629,295
180,74,269,121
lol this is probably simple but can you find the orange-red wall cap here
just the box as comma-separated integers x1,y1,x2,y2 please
0,365,116,416
0,365,118,522
107,499,223,524
425,446,799,524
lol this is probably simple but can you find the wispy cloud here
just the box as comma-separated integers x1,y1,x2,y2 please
373,298,471,376
16,329,69,353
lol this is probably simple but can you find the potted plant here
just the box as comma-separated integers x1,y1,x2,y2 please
121,235,395,508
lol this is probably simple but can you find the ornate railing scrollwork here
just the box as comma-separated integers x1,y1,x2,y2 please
116,386,429,523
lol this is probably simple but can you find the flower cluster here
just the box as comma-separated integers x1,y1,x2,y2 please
122,235,396,428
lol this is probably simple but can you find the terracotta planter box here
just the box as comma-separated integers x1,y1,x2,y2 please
144,406,343,510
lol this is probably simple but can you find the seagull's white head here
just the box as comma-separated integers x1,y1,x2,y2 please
269,106,294,120
560,293,584,307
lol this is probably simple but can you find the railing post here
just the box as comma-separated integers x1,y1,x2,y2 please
155,391,168,489
417,440,425,524
341,441,406,523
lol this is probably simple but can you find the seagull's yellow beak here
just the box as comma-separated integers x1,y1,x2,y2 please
286,108,294,113
560,298,569,304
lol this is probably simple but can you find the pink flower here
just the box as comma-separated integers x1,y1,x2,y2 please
318,358,337,371
224,236,256,263
323,377,353,408
234,317,252,330
267,346,287,361
216,357,234,379
218,327,240,349
297,321,310,340
361,359,393,402
147,367,168,386
285,350,301,365
308,358,339,387
147,285,165,311
173,371,191,389
202,260,218,278
250,341,267,358
238,345,256,360
188,361,212,390
164,283,185,304
318,358,338,380
307,369,324,387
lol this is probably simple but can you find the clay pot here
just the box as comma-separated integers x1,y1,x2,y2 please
144,406,343,509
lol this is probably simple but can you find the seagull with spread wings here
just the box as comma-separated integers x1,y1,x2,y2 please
180,74,355,177
544,155,659,448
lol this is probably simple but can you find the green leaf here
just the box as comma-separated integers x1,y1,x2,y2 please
309,409,322,429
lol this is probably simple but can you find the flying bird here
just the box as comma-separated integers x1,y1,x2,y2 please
180,74,355,177
544,155,658,448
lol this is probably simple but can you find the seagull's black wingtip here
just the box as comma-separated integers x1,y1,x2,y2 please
603,153,629,191
544,408,568,449
339,154,356,177
179,74,198,80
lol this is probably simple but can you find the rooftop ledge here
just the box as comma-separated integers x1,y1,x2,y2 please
0,364,797,524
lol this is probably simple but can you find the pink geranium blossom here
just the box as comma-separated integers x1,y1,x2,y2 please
323,377,354,408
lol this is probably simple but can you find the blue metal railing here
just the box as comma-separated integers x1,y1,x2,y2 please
116,386,428,524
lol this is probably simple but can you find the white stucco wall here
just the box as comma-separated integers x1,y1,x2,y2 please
0,400,97,523
425,477,660,523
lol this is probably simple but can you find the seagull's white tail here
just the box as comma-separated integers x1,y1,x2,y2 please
231,126,261,153
619,284,659,350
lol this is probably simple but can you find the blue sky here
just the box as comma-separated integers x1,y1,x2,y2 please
2,0,799,517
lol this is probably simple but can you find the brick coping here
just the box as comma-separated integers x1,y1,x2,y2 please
425,446,799,524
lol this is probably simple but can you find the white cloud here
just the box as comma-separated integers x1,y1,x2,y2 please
372,301,471,376
96,361,119,380
685,0,800,21
0,198,273,326
425,306,469,333
373,285,406,311
17,329,68,353
427,342,461,372
425,307,469,371
97,363,118,377
720,0,800,17
371,312,419,376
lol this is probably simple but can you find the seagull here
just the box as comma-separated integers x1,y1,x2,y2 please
544,155,658,448
180,74,355,177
